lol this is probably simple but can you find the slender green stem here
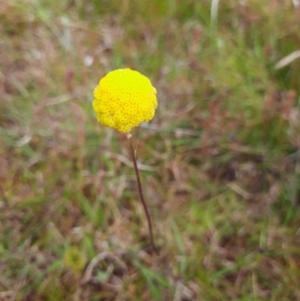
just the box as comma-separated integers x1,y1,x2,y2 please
127,133,157,254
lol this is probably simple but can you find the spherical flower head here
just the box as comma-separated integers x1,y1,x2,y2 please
92,68,157,133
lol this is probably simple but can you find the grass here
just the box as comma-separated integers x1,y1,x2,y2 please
1,0,300,300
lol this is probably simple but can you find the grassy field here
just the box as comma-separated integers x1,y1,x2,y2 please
1,0,300,300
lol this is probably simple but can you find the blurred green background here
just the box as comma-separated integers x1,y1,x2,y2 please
1,0,300,300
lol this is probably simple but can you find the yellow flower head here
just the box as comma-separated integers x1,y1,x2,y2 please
92,68,157,133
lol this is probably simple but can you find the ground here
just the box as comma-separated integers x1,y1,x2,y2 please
1,1,300,300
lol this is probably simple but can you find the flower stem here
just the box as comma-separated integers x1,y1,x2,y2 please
127,133,157,255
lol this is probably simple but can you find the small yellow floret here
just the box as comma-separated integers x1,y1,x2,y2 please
92,68,157,133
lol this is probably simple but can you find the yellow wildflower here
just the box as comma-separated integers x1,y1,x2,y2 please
92,68,157,133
